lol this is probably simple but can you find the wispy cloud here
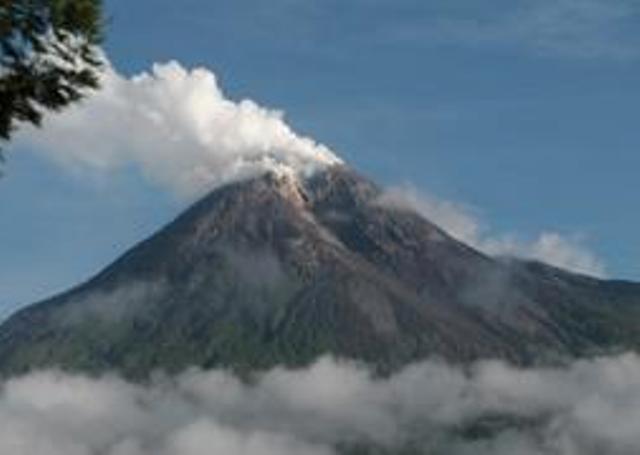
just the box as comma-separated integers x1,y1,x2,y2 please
385,0,640,60
378,185,607,277
166,0,640,61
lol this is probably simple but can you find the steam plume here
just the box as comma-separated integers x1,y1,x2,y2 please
18,60,342,198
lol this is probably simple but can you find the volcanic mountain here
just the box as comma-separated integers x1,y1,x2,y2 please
1,166,640,378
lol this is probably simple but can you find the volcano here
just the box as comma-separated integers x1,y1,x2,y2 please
2,166,640,378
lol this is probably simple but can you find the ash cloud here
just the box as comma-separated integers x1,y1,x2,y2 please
3,355,640,454
17,59,342,198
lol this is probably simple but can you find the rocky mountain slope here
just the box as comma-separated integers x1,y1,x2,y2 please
1,166,640,378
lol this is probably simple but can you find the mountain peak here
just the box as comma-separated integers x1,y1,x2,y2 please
228,164,378,210
259,167,310,209
1,166,640,379
306,165,380,210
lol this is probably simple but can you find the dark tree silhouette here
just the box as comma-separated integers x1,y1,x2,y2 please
0,0,103,159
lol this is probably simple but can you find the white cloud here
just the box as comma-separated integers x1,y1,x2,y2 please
483,232,607,278
378,185,607,277
17,60,342,198
377,186,484,246
3,355,640,454
389,0,640,60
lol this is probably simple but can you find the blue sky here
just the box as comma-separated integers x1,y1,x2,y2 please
2,0,640,314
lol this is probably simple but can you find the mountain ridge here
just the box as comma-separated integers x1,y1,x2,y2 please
1,165,639,379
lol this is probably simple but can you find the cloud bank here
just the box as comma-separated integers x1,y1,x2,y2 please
17,60,341,198
3,355,640,455
379,186,606,277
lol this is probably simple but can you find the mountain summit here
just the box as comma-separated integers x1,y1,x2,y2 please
1,166,640,378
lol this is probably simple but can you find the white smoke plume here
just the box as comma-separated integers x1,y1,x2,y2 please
3,354,640,455
378,185,607,277
17,60,342,198
15,58,605,276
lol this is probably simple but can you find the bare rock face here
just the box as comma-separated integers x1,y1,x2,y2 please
1,165,640,379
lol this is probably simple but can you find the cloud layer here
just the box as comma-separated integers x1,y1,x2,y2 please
3,355,640,455
17,60,341,197
379,185,606,277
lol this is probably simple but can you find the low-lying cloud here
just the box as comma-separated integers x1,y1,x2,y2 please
378,185,606,277
3,354,640,454
54,281,167,326
17,60,341,198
